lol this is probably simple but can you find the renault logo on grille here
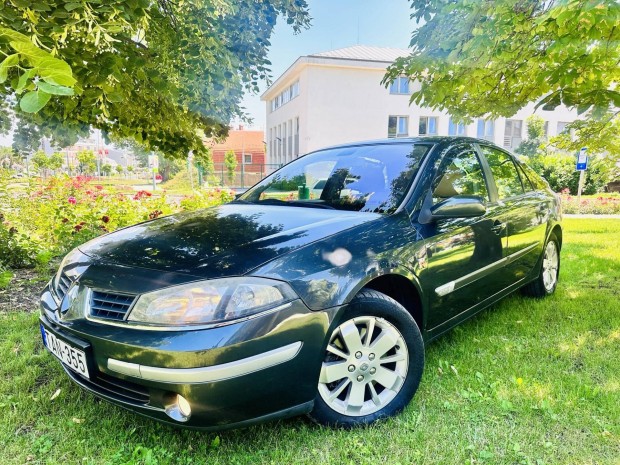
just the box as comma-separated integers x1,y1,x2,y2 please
59,283,79,316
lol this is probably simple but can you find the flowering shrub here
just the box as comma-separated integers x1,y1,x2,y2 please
179,188,235,210
1,175,234,268
560,192,620,214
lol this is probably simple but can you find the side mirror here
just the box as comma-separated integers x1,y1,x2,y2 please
430,195,486,220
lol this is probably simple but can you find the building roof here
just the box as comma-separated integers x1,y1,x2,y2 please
261,45,411,100
309,45,410,63
207,129,265,153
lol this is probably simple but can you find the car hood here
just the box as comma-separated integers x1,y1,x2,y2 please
78,203,380,277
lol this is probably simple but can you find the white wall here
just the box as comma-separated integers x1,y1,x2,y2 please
265,61,580,162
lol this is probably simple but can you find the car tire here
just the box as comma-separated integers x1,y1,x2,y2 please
309,289,424,427
522,233,560,298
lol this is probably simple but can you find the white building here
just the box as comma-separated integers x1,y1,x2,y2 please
261,45,579,164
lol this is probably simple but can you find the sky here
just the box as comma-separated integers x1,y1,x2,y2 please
1,1,416,146
239,0,417,131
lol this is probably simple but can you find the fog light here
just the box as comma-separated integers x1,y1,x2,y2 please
164,393,192,422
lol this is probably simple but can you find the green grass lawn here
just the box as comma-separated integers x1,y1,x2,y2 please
1,218,619,465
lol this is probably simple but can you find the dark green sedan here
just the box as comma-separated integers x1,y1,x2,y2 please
40,137,562,429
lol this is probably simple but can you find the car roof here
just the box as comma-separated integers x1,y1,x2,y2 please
317,136,504,152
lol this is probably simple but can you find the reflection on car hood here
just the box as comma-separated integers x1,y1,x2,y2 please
78,203,380,277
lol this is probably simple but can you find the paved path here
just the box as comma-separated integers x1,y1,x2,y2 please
564,214,620,219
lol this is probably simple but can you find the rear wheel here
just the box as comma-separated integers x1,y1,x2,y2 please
523,233,560,297
309,289,424,427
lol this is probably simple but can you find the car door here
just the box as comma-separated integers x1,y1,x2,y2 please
416,143,509,331
476,144,547,281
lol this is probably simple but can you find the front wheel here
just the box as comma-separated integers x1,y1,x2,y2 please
309,289,424,427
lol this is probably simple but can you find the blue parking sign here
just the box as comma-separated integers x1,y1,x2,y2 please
576,147,588,171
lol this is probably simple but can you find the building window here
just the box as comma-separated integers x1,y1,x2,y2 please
244,154,252,164
557,121,570,134
448,118,466,136
476,119,494,141
287,120,293,159
389,77,410,95
282,123,287,161
418,116,437,135
504,119,523,148
543,121,549,137
294,117,300,157
388,116,409,138
271,80,300,112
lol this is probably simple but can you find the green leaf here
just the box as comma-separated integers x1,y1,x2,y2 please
37,81,75,96
106,92,123,103
0,54,20,83
64,2,82,11
15,68,36,92
19,90,52,113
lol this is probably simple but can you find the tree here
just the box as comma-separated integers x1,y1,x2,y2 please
76,149,96,175
0,1,310,160
0,146,17,169
12,119,42,158
516,116,547,159
31,150,50,177
115,165,124,176
195,147,217,185
101,164,112,176
114,138,181,182
48,152,64,173
126,165,134,173
385,1,620,153
224,150,237,185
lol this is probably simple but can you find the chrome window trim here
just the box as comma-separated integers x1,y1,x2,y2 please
108,341,303,383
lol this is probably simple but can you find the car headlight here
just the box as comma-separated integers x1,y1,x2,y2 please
127,277,297,326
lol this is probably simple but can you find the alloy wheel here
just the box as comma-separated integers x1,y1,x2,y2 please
542,240,559,291
318,316,409,417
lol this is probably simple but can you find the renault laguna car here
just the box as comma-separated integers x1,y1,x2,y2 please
40,137,561,429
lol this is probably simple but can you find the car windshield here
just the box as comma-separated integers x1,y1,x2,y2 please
239,143,433,214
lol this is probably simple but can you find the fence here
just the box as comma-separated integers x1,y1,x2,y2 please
208,163,282,189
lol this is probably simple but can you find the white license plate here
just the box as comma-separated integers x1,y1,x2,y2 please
41,324,90,379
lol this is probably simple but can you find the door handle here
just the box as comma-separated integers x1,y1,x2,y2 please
491,220,506,235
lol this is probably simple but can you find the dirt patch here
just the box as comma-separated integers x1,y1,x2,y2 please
0,268,50,313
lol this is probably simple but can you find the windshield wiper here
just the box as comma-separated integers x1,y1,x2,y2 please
256,198,336,210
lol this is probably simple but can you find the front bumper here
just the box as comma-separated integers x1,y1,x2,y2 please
40,283,341,430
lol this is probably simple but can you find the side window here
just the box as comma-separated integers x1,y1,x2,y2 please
521,162,550,190
480,146,524,199
432,145,489,204
515,162,535,192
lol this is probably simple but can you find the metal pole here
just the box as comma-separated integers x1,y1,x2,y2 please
577,169,585,213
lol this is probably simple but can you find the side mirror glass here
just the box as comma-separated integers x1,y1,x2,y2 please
430,195,486,220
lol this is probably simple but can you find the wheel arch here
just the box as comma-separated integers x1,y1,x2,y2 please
551,223,563,250
357,273,425,335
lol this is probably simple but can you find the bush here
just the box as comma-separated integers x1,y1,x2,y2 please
527,152,611,195
179,188,235,210
560,192,620,214
1,175,233,269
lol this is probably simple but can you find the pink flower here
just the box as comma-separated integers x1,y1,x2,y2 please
68,196,77,204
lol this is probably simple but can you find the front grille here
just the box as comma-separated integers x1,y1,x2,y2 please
90,291,136,321
55,273,73,301
67,369,150,405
